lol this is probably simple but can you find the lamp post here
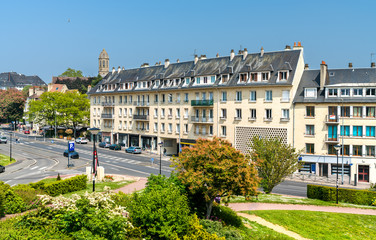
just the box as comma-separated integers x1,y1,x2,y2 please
159,141,163,175
9,132,12,162
89,127,100,192
334,144,342,204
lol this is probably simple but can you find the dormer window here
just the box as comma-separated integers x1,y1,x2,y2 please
366,88,376,96
341,88,350,97
203,76,208,84
262,72,269,81
304,88,317,98
196,77,201,84
155,80,160,87
221,75,228,83
211,76,215,83
240,73,248,83
353,88,363,96
328,88,338,97
279,71,288,81
185,78,190,85
175,79,180,86
250,73,258,82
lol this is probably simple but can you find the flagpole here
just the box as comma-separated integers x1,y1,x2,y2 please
89,127,100,192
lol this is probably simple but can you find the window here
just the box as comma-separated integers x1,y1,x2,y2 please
353,145,362,156
262,72,269,81
202,92,206,100
265,109,272,120
306,106,315,117
119,96,122,103
221,109,227,119
249,91,256,101
222,75,228,83
353,88,363,96
340,126,350,136
209,92,213,101
306,125,315,135
211,76,216,83
203,76,208,84
176,93,180,103
176,124,180,133
182,93,188,102
184,124,188,133
265,90,272,101
168,123,172,133
161,108,165,117
353,107,362,117
250,109,256,119
209,126,213,135
306,144,314,154
155,80,160,87
240,73,248,82
282,90,290,102
195,126,199,134
353,126,363,137
129,108,133,116
119,108,122,116
168,94,173,103
221,126,227,136
221,91,227,102
162,94,165,103
341,89,350,97
328,89,338,97
236,91,242,101
366,88,376,96
184,108,188,118
279,71,287,81
176,108,180,118
185,78,190,85
124,96,127,103
366,126,375,137
235,109,242,119
168,108,172,118
366,146,375,157
154,109,158,117
341,145,350,156
123,108,127,116
366,107,375,117
196,77,200,84
118,121,122,129
341,106,350,117
250,73,258,81
328,144,337,155
281,109,289,119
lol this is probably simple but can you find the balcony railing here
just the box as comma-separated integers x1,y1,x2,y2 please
191,116,214,123
325,115,339,124
133,101,150,107
325,134,339,143
101,102,115,106
191,99,214,106
133,115,149,120
101,114,113,119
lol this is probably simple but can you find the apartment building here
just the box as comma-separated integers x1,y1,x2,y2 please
88,44,305,156
294,61,376,184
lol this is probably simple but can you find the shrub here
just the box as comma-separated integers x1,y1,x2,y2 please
29,181,46,191
3,189,26,214
44,175,87,196
211,204,243,228
200,219,245,240
307,184,376,205
0,181,11,217
183,215,224,240
12,184,44,210
57,173,61,181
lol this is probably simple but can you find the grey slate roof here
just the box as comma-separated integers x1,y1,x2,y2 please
0,72,46,89
294,68,376,103
88,49,302,95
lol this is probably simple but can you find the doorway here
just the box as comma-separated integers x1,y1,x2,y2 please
319,163,328,177
358,165,369,182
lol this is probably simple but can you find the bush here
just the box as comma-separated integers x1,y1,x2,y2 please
44,175,87,196
200,219,245,240
29,181,46,191
12,184,44,210
0,181,11,217
211,204,243,228
307,184,376,205
3,189,26,214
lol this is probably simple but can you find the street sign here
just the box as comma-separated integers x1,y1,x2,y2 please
68,141,75,152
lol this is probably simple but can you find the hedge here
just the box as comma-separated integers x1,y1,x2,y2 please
307,184,376,205
43,175,88,196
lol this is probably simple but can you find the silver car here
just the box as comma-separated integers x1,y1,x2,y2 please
133,147,142,154
0,136,7,144
75,137,88,144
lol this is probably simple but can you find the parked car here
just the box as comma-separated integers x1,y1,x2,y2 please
75,137,88,144
0,136,7,144
109,144,122,150
125,146,142,154
99,142,111,148
24,130,30,134
63,150,79,159
0,165,5,173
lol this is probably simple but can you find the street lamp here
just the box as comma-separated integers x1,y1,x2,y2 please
158,141,163,175
334,144,342,204
89,127,100,192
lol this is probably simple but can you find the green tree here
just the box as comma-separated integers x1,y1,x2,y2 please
90,74,103,87
22,85,33,97
172,137,259,219
249,136,302,194
0,89,26,123
59,68,83,77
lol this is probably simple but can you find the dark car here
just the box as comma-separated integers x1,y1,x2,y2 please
109,144,121,150
125,146,142,154
24,130,30,134
63,150,79,159
0,165,5,173
99,142,111,148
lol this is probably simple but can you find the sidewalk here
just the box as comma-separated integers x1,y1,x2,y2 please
113,176,148,194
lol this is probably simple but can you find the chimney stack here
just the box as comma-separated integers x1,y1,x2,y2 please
243,48,248,60
141,63,149,68
320,61,328,90
304,63,309,70
216,53,219,58
260,47,264,57
177,59,180,63
117,66,121,73
122,67,125,70
293,41,304,50
164,59,170,68
230,49,235,61
112,67,115,74
372,62,376,68
285,45,291,50
348,63,353,68
194,55,198,64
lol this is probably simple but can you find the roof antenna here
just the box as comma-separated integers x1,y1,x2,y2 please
371,53,376,64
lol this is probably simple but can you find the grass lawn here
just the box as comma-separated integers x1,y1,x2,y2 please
0,153,15,166
241,219,294,240
247,210,376,240
230,193,376,209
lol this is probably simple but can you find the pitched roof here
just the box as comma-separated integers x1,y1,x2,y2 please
0,72,46,89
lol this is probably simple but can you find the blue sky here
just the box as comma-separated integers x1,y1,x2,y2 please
1,0,375,83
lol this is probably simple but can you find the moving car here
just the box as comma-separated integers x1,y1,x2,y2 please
99,142,111,148
0,136,7,144
63,150,79,159
24,130,30,134
75,137,88,144
0,165,5,173
125,146,142,154
109,144,122,150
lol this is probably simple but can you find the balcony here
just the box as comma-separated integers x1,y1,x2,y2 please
101,114,113,119
191,100,214,107
133,115,149,121
263,117,273,122
101,102,115,106
325,134,339,143
280,117,290,122
191,116,214,124
234,117,242,121
248,117,256,121
133,101,150,107
325,115,339,124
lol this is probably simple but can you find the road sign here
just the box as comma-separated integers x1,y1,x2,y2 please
68,141,75,152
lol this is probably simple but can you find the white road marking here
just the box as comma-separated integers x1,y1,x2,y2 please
40,167,47,170
30,166,38,170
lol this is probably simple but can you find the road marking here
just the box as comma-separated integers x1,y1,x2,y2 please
4,180,11,184
40,167,47,170
30,166,38,170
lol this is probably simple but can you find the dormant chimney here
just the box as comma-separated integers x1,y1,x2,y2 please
348,63,353,68
200,55,207,60
164,59,170,68
285,45,291,50
243,48,248,60
194,55,198,64
260,47,264,57
372,62,376,68
177,59,180,63
230,49,235,61
122,67,125,70
320,61,328,90
304,63,309,70
216,53,219,58
117,66,121,73
141,63,149,68
112,67,115,74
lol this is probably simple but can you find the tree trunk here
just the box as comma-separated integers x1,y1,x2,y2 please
205,199,214,219
73,123,76,139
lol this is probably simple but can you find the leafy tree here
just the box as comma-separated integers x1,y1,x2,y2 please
59,68,84,77
90,74,103,87
249,136,302,194
172,137,259,219
0,89,26,123
22,85,33,97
